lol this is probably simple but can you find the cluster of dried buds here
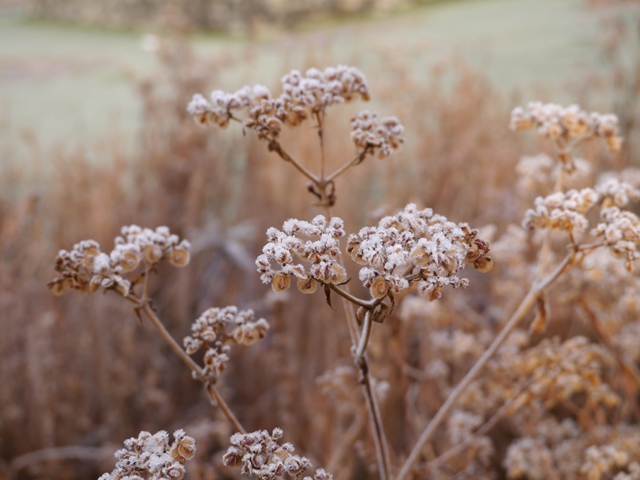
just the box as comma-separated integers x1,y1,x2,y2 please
522,188,598,233
256,205,492,302
222,428,332,480
255,216,347,294
98,430,196,480
49,226,190,297
184,306,269,383
596,177,640,209
347,203,492,301
350,110,405,159
188,66,372,142
510,102,622,171
592,207,640,271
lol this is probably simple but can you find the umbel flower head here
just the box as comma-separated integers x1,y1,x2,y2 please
187,65,371,142
184,306,269,383
49,226,191,297
222,428,332,480
256,215,347,294
257,204,492,302
98,429,196,480
510,102,622,170
347,204,492,301
522,188,599,233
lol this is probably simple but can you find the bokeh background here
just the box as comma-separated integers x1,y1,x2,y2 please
1,0,639,479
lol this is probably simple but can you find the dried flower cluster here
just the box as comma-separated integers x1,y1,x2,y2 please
183,306,269,383
592,207,640,270
522,188,598,233
49,226,190,297
350,110,405,159
255,215,347,294
188,66,372,142
347,203,492,300
98,430,196,480
595,177,640,208
510,102,622,154
222,428,332,480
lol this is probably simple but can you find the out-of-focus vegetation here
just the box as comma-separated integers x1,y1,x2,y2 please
2,0,640,479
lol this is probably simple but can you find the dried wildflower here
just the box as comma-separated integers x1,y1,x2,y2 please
504,437,554,480
510,102,622,170
510,102,622,149
592,207,640,271
582,445,630,480
347,203,492,300
184,306,269,383
222,428,331,480
350,110,404,159
522,188,598,233
256,215,346,292
595,177,640,208
98,429,196,480
49,226,190,297
188,66,370,141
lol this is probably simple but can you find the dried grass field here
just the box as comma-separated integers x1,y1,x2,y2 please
2,1,640,479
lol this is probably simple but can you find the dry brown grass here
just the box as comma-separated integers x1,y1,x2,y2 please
2,17,640,480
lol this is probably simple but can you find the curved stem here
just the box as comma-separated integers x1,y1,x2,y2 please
206,384,247,434
329,283,375,309
317,111,327,181
325,150,369,183
395,252,574,480
269,141,319,183
140,303,247,433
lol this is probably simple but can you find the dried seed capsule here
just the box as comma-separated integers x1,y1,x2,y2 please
369,276,389,299
297,276,317,294
330,264,347,284
474,255,493,273
49,278,69,296
170,248,190,267
144,244,163,263
272,272,291,292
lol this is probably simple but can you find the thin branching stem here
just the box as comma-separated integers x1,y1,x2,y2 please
329,283,374,309
269,140,320,183
395,251,575,480
139,303,247,433
355,310,374,360
317,111,327,181
325,149,369,183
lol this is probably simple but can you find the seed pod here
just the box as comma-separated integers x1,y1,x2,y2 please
49,278,69,296
170,248,190,267
82,248,100,267
330,264,347,284
530,294,549,334
474,255,493,273
272,272,291,292
144,244,163,264
297,276,317,294
90,275,102,292
119,252,141,273
369,276,389,299
176,437,196,461
410,245,430,267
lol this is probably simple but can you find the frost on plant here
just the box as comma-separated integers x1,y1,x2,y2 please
347,203,492,301
255,215,347,294
350,110,405,159
510,102,622,171
98,430,196,480
49,226,190,297
222,428,332,480
187,66,371,141
592,207,640,271
184,306,269,383
522,189,598,233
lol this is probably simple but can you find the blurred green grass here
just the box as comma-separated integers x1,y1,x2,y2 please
0,0,614,161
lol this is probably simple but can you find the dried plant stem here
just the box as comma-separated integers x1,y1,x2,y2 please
140,303,247,434
577,298,640,388
206,384,247,434
317,111,327,180
395,252,575,480
269,140,319,183
325,149,369,183
423,378,538,474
